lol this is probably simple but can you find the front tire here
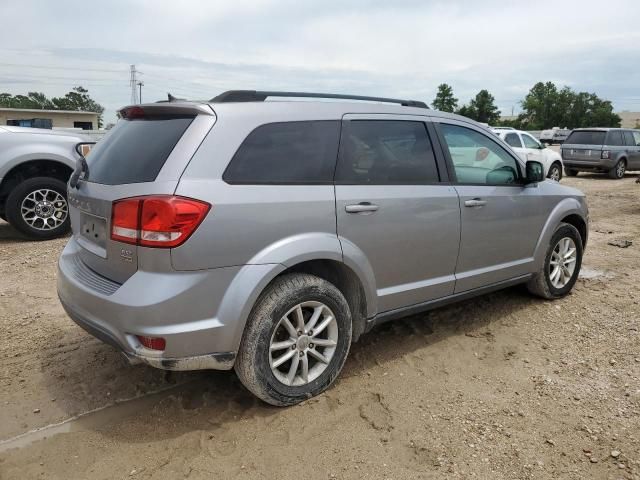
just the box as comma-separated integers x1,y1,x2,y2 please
235,274,352,406
547,163,563,182
609,159,626,179
565,167,579,177
527,223,583,300
5,177,70,240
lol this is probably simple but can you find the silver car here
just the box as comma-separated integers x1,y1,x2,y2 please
57,90,589,406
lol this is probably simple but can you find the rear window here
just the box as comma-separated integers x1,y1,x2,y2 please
223,121,340,184
565,130,606,145
86,117,193,185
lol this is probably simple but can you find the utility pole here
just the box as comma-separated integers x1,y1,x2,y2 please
129,65,140,105
137,81,144,104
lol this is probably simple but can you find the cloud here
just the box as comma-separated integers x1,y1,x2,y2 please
1,0,638,122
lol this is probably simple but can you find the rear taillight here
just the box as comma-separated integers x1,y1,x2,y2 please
136,335,166,351
111,196,210,248
601,150,610,159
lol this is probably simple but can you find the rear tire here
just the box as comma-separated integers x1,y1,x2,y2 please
235,273,352,406
609,159,626,179
5,177,70,240
565,168,579,177
527,223,583,300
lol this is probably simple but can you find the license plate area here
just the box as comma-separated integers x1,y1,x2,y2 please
80,212,107,250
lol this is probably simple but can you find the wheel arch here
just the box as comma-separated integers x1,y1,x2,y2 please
560,213,587,249
532,199,588,270
220,257,374,360
215,232,378,356
0,159,73,207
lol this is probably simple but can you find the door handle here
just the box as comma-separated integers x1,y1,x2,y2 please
345,202,379,214
464,198,487,207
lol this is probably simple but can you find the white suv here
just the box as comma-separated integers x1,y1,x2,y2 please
493,129,564,181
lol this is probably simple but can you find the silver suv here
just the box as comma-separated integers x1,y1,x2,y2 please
57,91,589,406
562,128,640,179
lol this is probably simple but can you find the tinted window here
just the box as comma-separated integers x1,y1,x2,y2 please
335,120,439,184
440,124,520,185
504,133,522,148
622,131,635,146
606,130,625,146
565,130,606,145
87,117,193,185
223,121,340,184
522,134,540,149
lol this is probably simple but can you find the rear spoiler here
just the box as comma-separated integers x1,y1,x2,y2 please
118,102,214,119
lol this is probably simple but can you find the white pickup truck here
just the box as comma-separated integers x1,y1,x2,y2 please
0,126,93,239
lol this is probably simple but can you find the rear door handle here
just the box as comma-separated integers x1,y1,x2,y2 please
464,198,487,207
345,202,379,214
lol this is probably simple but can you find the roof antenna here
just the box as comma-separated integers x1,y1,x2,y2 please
167,93,184,102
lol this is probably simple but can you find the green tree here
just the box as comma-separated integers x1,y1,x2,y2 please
519,82,620,129
0,86,104,128
519,81,559,129
431,83,458,112
456,89,501,124
52,86,104,127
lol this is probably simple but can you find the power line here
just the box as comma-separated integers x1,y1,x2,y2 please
0,62,127,73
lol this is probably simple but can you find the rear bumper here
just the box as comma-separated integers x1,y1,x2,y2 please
59,297,235,370
562,158,615,171
57,237,244,370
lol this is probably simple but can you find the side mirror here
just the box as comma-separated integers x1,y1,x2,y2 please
525,160,544,184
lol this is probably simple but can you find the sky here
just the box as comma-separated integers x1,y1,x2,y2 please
1,0,639,124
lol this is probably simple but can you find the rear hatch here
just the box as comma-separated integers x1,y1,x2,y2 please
562,130,606,162
67,103,216,283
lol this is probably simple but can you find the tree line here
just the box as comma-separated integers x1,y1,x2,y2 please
0,86,104,128
431,81,621,129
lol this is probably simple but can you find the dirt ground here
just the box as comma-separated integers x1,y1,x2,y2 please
0,173,639,480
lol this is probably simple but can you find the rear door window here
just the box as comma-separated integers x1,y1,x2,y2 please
86,117,194,185
633,131,640,146
223,121,340,184
606,131,625,146
335,120,440,184
504,133,522,148
565,131,606,145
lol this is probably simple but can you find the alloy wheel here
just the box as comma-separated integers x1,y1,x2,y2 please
20,189,68,231
549,237,577,289
269,301,338,386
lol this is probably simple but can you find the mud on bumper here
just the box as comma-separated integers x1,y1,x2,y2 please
59,295,235,371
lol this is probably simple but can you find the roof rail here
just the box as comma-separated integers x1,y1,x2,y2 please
210,90,428,109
